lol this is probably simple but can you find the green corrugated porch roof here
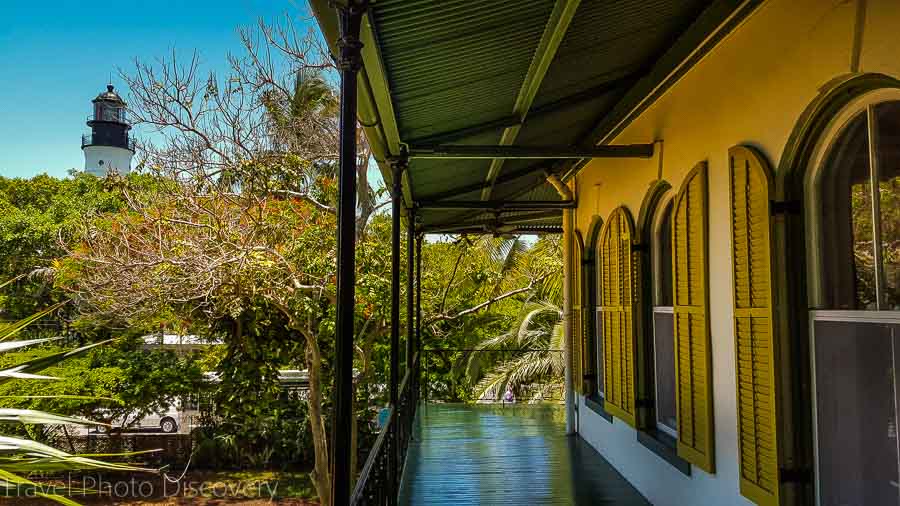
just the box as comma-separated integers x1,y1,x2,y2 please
310,0,761,234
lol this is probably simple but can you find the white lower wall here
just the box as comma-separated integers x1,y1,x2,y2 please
576,395,752,506
84,145,133,177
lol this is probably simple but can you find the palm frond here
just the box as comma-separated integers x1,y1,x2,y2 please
549,321,566,373
471,368,509,401
0,301,68,342
0,339,114,386
0,368,58,381
0,436,156,473
0,409,106,426
0,305,154,502
0,274,26,291
0,336,65,353
473,332,518,351
472,351,556,401
512,300,560,344
549,320,565,351
504,352,555,387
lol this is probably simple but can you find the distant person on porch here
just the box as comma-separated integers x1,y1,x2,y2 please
502,386,515,404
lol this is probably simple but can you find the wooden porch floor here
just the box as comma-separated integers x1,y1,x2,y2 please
398,403,649,505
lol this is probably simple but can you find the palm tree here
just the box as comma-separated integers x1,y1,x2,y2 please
261,68,338,158
466,300,565,402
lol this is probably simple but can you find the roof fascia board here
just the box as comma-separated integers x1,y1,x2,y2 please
359,12,413,204
309,0,411,205
360,14,401,155
481,0,582,200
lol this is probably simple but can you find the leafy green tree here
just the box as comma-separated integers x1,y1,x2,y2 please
417,236,563,401
0,172,161,320
87,340,208,427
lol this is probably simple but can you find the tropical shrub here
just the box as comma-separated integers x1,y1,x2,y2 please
0,299,154,505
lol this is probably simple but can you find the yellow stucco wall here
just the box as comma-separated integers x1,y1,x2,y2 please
570,0,900,504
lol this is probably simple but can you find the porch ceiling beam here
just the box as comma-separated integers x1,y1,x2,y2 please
407,144,654,160
423,225,563,235
480,0,582,200
500,210,564,224
417,199,575,210
423,209,562,233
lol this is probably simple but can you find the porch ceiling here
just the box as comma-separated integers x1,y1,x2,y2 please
310,0,761,234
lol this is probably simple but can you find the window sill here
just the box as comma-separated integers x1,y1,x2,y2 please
584,394,613,423
637,428,691,476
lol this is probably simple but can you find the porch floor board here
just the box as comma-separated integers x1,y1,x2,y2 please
399,403,649,505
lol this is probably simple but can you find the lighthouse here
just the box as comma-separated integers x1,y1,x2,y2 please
82,85,134,176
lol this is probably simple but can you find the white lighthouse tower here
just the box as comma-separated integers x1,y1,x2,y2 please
82,85,134,176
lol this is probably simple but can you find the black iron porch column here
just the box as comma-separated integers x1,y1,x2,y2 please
415,235,422,397
332,2,366,505
407,210,415,374
388,157,405,504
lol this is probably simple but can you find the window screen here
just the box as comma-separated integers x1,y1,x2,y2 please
814,320,899,506
653,201,676,435
595,309,604,397
653,310,677,432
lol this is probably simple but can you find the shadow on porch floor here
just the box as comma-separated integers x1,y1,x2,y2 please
398,403,649,505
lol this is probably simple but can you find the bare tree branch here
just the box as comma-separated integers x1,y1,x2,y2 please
426,273,549,325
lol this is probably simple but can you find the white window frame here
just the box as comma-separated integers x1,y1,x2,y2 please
595,306,604,400
805,88,900,505
651,191,677,437
652,306,676,437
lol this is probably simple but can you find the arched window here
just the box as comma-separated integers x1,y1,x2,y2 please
592,227,606,402
583,217,603,400
808,95,900,505
636,181,688,471
597,206,638,427
649,192,676,437
572,231,585,396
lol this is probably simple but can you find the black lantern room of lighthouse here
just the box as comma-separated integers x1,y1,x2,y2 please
82,85,133,152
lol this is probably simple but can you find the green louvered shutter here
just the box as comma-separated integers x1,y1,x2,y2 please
672,162,715,473
572,232,584,395
729,146,781,505
599,207,637,426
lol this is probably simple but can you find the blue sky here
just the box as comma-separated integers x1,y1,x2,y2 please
0,0,319,179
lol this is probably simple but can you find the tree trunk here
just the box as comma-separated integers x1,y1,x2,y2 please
356,151,374,237
297,324,332,506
